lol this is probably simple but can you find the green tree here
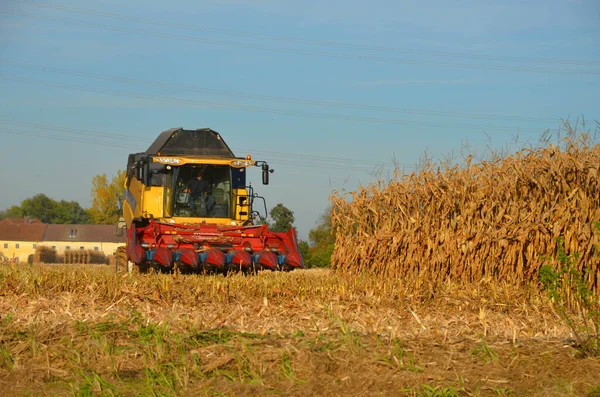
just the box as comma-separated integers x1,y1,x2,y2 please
268,203,295,232
20,193,57,223
0,205,24,220
263,203,314,267
7,195,90,224
53,200,90,224
88,170,126,224
298,239,310,265
1,197,90,224
307,207,336,268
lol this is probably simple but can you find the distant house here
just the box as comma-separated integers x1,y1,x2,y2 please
0,218,125,263
0,218,47,263
43,224,125,256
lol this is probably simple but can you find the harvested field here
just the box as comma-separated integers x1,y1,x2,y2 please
1,264,599,396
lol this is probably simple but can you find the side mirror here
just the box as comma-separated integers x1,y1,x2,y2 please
262,163,273,185
133,156,151,185
262,163,269,185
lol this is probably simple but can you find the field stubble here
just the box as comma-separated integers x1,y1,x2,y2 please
1,264,599,396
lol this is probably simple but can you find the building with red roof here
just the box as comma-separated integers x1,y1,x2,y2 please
0,218,125,263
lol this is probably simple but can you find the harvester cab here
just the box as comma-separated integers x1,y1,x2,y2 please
118,128,303,273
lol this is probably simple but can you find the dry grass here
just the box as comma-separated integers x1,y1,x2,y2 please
331,131,600,293
1,264,599,396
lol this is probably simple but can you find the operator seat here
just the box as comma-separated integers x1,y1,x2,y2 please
211,188,229,217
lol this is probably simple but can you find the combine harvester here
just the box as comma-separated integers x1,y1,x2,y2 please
116,128,304,273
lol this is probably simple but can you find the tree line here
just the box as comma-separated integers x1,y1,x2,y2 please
0,171,334,267
0,171,126,225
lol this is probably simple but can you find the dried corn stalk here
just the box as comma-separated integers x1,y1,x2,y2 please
331,133,600,292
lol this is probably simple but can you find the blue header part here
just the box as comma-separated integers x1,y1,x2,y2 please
146,250,155,261
277,255,286,265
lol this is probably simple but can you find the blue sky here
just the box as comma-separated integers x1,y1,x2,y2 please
0,0,598,239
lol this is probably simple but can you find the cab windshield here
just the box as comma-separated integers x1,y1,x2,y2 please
165,165,231,218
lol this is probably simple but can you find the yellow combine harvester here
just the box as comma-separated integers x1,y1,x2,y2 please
117,127,304,273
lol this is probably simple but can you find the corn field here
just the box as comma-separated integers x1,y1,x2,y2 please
331,131,600,292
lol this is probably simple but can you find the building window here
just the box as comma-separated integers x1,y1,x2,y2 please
33,244,37,249
3,243,6,249
94,247,99,251
15,243,19,249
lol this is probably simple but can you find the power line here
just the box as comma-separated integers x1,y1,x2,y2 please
1,119,405,168
0,127,400,173
1,119,149,143
1,8,598,75
10,0,600,67
0,127,133,149
0,59,563,124
233,148,412,168
0,75,556,132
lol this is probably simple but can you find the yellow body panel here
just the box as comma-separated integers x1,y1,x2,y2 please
233,188,250,222
142,186,164,219
123,180,165,223
123,177,144,225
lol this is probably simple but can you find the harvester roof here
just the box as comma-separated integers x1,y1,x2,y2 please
145,128,236,158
